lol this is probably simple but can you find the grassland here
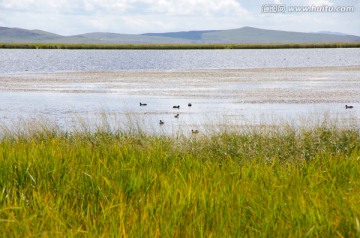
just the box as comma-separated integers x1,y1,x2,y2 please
0,121,359,237
1,42,360,50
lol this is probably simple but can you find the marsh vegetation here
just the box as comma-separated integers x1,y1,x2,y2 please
0,120,359,237
1,42,360,50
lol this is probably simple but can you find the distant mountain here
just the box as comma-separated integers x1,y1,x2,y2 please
144,27,360,44
143,30,219,41
0,27,62,43
197,27,360,44
1,26,359,44
316,31,349,36
77,32,191,44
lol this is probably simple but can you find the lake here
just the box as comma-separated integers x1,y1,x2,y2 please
1,48,360,74
0,49,360,134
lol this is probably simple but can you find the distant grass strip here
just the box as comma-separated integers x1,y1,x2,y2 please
1,42,360,49
0,124,359,237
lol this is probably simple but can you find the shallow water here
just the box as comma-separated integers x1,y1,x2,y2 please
0,90,358,134
1,67,360,134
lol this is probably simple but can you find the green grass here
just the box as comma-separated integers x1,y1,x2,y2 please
1,42,360,49
0,122,359,237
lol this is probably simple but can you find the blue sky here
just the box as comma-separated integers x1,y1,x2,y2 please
0,0,359,35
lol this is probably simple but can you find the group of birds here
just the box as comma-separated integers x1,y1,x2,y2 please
140,102,199,134
140,103,355,134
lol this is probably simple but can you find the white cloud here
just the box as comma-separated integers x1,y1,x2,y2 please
121,16,172,31
306,0,333,6
0,0,358,36
0,0,247,15
147,0,246,16
1,0,69,10
82,0,131,12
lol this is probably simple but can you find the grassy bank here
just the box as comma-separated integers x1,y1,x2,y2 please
1,42,360,50
0,123,359,237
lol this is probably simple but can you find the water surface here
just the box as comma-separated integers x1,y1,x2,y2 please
1,67,359,134
1,48,360,74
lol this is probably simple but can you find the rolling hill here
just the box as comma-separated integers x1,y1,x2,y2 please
1,26,359,44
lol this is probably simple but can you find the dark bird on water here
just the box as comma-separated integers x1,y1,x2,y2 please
188,103,192,107
345,105,354,109
159,120,165,125
191,129,199,134
173,105,180,109
174,114,179,118
140,102,147,106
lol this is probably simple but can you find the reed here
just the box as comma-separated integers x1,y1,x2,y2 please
0,122,359,237
1,42,360,50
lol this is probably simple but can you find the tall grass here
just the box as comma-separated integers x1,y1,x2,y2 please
1,42,360,50
0,122,359,237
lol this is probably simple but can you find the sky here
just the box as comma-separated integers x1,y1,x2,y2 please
0,0,359,36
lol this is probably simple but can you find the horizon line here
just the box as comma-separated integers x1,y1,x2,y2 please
1,25,358,37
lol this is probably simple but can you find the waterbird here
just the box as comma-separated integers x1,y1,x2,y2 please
191,129,199,134
140,102,147,106
345,105,354,109
173,105,180,109
188,103,192,107
159,120,165,125
174,114,179,118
